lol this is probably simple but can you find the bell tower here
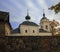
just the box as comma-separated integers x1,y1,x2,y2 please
40,9,51,32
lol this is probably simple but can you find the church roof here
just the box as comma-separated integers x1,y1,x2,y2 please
0,11,9,22
25,15,30,20
11,28,20,34
41,11,49,21
20,21,38,26
0,11,12,30
39,29,49,32
41,17,47,20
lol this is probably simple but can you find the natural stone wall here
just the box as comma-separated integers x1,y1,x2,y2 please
0,22,11,36
0,22,5,35
0,36,60,52
5,23,11,36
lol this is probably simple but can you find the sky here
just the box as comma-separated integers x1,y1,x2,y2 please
0,0,60,29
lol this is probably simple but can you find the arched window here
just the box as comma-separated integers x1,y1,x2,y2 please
25,30,27,33
33,30,35,33
41,26,43,29
46,25,48,29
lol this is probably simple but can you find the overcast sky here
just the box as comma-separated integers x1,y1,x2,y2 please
0,0,60,29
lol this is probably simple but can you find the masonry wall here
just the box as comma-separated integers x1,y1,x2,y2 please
5,23,11,36
0,36,60,52
0,22,5,36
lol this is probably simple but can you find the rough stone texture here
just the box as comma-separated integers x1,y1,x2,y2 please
0,22,5,36
0,36,60,52
0,22,11,36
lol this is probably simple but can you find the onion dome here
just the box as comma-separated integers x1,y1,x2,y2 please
25,9,31,21
41,13,47,20
25,15,30,20
41,9,49,21
41,10,47,20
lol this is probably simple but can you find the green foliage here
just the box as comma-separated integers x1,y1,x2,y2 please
49,2,60,14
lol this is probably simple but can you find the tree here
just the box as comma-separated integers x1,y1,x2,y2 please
49,2,60,14
50,20,59,35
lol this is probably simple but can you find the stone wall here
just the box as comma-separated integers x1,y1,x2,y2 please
0,22,11,36
5,23,11,36
0,22,5,36
0,36,60,52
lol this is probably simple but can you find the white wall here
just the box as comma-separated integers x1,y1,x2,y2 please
11,32,52,36
20,25,39,36
10,25,52,36
40,19,51,32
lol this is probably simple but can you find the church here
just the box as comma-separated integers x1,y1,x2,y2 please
11,11,52,36
0,11,59,36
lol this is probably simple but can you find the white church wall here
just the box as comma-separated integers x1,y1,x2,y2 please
38,32,52,36
10,24,52,36
20,25,39,36
10,32,52,36
40,21,51,32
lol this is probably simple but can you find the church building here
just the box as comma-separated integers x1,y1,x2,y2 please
1,10,59,36
11,11,52,36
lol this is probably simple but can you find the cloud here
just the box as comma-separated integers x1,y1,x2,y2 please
9,0,24,9
36,0,48,9
36,0,60,21
1,0,26,23
0,0,60,29
51,0,60,5
27,0,39,10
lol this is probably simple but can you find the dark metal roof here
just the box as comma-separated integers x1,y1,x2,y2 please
0,11,9,22
11,28,20,34
41,12,48,20
0,11,12,30
41,17,47,20
0,11,12,29
39,29,49,32
20,21,38,26
25,15,30,20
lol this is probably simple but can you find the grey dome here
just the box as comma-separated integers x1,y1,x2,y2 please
41,13,49,21
20,21,38,26
41,17,47,20
25,15,30,20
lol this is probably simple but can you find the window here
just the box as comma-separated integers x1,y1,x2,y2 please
33,30,35,33
25,30,27,33
46,25,48,29
41,26,43,29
